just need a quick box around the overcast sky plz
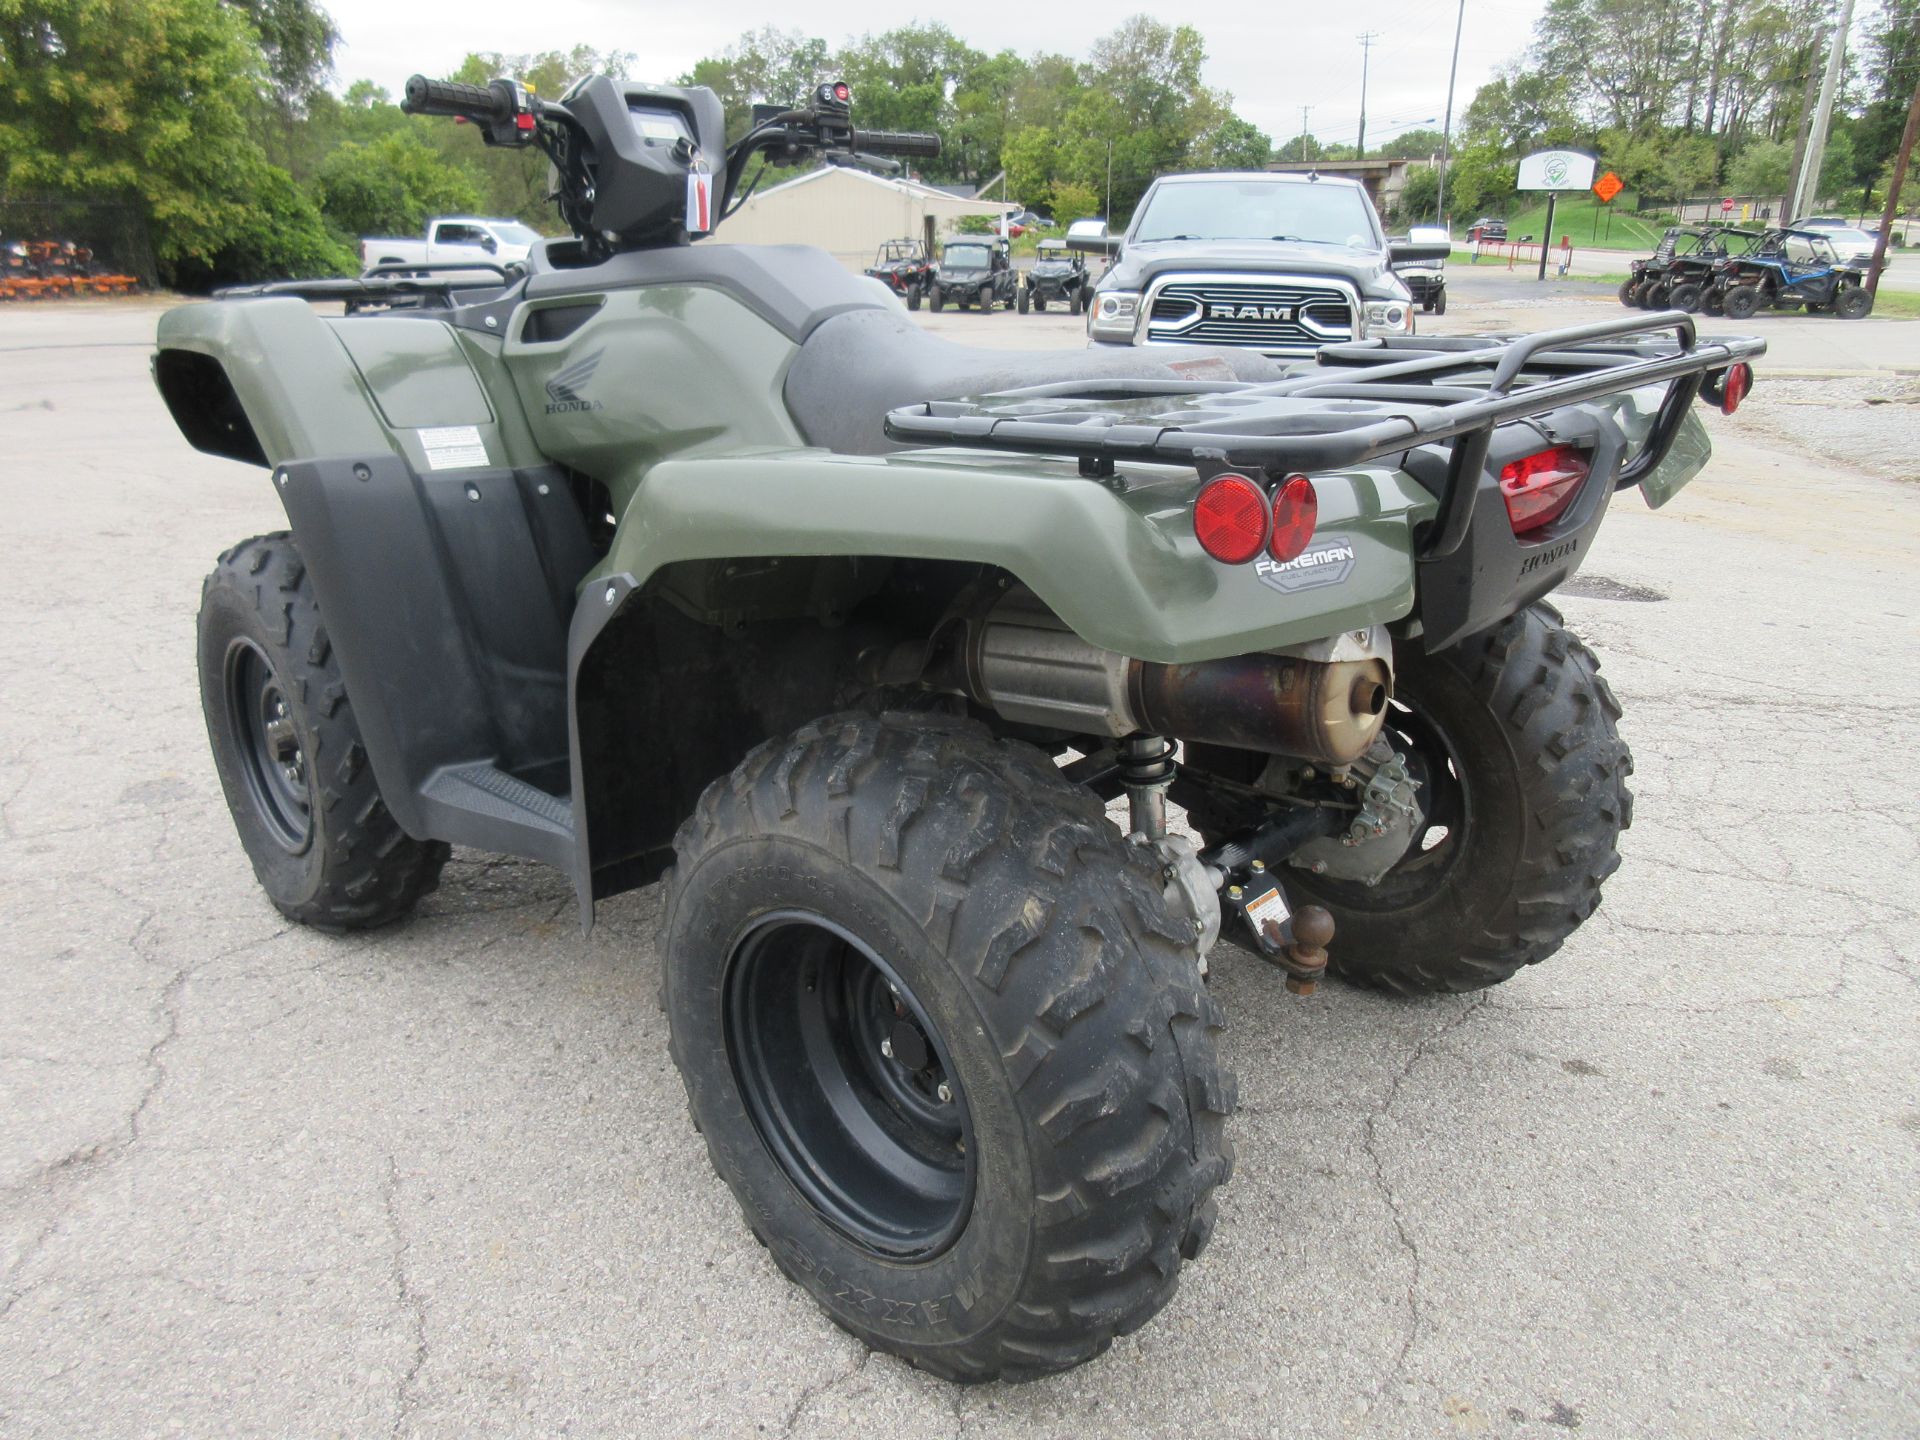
[319,0,1550,154]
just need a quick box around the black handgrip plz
[852,129,942,159]
[403,75,508,121]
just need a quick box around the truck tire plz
[1834,285,1872,320]
[662,712,1234,1382]
[1182,604,1630,995]
[197,534,448,930]
[1721,284,1761,320]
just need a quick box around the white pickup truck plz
[359,216,544,272]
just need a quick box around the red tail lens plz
[1193,473,1269,564]
[1269,474,1318,562]
[1719,362,1752,414]
[1499,446,1590,535]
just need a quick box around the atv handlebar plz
[852,129,942,159]
[402,75,511,123]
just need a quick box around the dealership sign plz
[1517,149,1598,192]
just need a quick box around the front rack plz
[214,261,524,310]
[882,312,1766,491]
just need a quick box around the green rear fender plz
[592,449,1437,666]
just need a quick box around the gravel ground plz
[1,296,1916,1439]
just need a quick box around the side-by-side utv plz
[152,70,1764,1383]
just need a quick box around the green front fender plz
[591,447,1438,665]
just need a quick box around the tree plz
[315,132,482,237]
[1727,138,1793,195]
[1395,165,1441,224]
[1048,179,1100,221]
[1193,114,1272,170]
[0,0,351,282]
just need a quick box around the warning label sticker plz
[418,425,489,471]
[1244,883,1291,935]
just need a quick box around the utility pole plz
[1790,0,1856,219]
[1105,139,1114,225]
[1867,75,1920,300]
[1298,104,1313,162]
[1435,0,1466,224]
[1356,32,1379,160]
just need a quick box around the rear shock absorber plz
[1119,734,1176,840]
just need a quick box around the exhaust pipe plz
[966,590,1391,765]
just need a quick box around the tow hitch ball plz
[1226,861,1336,995]
[1121,734,1337,994]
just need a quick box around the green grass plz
[1495,194,1672,253]
[1869,287,1920,318]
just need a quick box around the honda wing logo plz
[544,350,604,414]
[1210,303,1296,322]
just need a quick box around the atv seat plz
[783,307,1291,456]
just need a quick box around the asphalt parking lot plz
[2,279,1917,1438]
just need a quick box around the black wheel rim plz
[223,637,312,853]
[1299,697,1473,910]
[724,911,976,1260]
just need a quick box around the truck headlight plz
[1363,300,1413,336]
[1089,291,1141,340]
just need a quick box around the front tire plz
[1668,281,1703,312]
[197,534,448,929]
[663,713,1234,1381]
[907,284,923,312]
[930,287,945,312]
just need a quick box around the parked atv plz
[154,68,1765,1385]
[929,235,1015,311]
[1625,227,1763,313]
[863,236,932,310]
[1714,227,1876,319]
[1017,237,1087,313]
[1621,225,1733,309]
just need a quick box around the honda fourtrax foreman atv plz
[153,70,1765,1383]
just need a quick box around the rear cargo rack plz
[884,313,1765,494]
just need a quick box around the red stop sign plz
[1721,198,1735,212]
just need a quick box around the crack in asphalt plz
[1353,994,1492,1429]
[777,1346,872,1438]
[385,1156,430,1439]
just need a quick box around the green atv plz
[153,70,1765,1383]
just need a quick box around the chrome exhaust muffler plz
[966,589,1391,765]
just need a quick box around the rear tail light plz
[1718,362,1752,414]
[1499,446,1590,535]
[1193,473,1268,563]
[1269,474,1318,562]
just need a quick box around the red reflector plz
[1500,446,1590,535]
[1269,474,1318,562]
[1720,362,1751,414]
[1193,473,1269,564]
[516,111,536,131]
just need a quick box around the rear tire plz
[663,712,1234,1381]
[197,534,448,930]
[1721,284,1761,320]
[1182,605,1631,995]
